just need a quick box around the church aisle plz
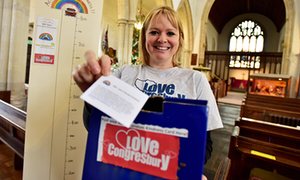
[204,124,234,179]
[204,92,243,178]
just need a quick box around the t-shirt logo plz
[135,79,186,99]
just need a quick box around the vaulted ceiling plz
[209,0,286,33]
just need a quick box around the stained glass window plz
[229,20,264,68]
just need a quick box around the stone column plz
[0,0,13,91]
[126,20,135,64]
[123,21,129,64]
[117,19,126,65]
[0,0,29,109]
[182,49,192,68]
[9,0,29,109]
[117,0,129,65]
[125,0,138,64]
[288,53,300,97]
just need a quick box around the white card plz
[80,75,149,128]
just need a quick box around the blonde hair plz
[139,6,184,66]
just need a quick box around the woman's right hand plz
[72,50,112,92]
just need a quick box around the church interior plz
[0,0,300,179]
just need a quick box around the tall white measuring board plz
[24,1,103,180]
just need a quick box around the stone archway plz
[198,0,294,74]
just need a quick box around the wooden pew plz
[0,99,26,170]
[240,94,300,127]
[228,117,300,180]
[235,117,300,149]
[243,100,300,113]
[246,94,300,105]
[243,94,300,112]
[240,103,300,127]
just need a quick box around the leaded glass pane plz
[249,36,256,52]
[229,36,237,51]
[243,36,249,52]
[256,35,264,52]
[236,36,243,52]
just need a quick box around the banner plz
[97,118,180,179]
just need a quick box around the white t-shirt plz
[113,64,223,131]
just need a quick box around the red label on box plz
[34,54,54,64]
[101,124,179,179]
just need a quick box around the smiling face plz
[145,14,180,69]
[139,6,184,68]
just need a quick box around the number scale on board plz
[59,11,88,180]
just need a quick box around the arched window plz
[229,20,264,68]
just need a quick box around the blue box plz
[83,98,208,179]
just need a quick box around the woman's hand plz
[73,50,111,92]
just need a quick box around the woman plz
[73,6,223,179]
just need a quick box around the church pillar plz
[0,0,29,109]
[117,0,129,65]
[182,49,192,68]
[288,53,300,97]
[117,0,138,65]
[117,19,126,65]
[123,21,129,64]
[125,0,138,64]
[0,0,13,91]
[126,20,135,64]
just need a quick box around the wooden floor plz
[0,143,22,180]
